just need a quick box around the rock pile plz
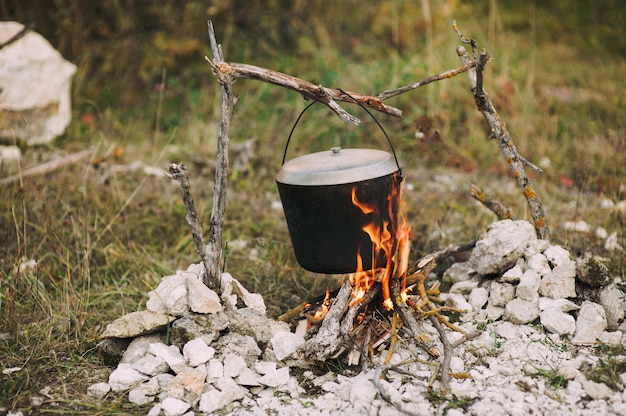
[92,220,626,415]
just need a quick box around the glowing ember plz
[349,172,411,309]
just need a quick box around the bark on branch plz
[205,61,403,124]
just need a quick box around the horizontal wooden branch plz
[205,60,403,125]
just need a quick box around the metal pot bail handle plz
[281,91,402,179]
[337,88,402,178]
[282,100,318,165]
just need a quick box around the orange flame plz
[349,173,411,309]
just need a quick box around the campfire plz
[279,172,467,368]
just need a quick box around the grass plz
[1,0,626,413]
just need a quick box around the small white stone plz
[149,343,190,374]
[595,227,608,240]
[161,397,191,416]
[235,367,260,386]
[543,245,572,267]
[206,359,224,380]
[503,298,539,325]
[254,361,276,375]
[131,354,169,376]
[186,276,223,314]
[87,382,111,398]
[258,366,290,387]
[539,259,577,299]
[516,270,541,302]
[501,263,523,283]
[538,297,580,312]
[572,301,608,344]
[146,275,189,316]
[108,363,149,392]
[445,293,473,313]
[449,279,479,294]
[223,353,247,378]
[605,231,623,251]
[147,404,162,416]
[540,308,576,335]
[182,338,214,367]
[526,253,552,276]
[489,282,515,307]
[270,331,305,361]
[468,287,489,310]
[167,368,206,405]
[128,388,154,406]
[582,379,613,400]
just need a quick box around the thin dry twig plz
[470,183,514,220]
[0,149,92,186]
[377,62,477,101]
[167,162,213,288]
[372,363,422,416]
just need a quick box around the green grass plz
[1,0,626,413]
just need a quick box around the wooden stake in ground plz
[203,21,237,290]
[453,22,549,239]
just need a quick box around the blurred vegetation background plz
[1,0,625,412]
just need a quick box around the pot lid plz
[276,147,400,186]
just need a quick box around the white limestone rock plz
[108,363,149,392]
[182,337,214,367]
[581,379,613,400]
[148,343,191,374]
[186,275,222,314]
[445,293,473,313]
[225,306,291,344]
[449,279,479,294]
[539,259,577,299]
[221,272,266,315]
[468,220,537,275]
[468,287,489,310]
[167,368,206,405]
[543,245,572,267]
[503,298,539,325]
[128,388,154,406]
[540,308,576,335]
[526,253,552,277]
[212,332,262,365]
[489,282,515,307]
[235,367,261,386]
[100,310,174,339]
[258,366,290,387]
[121,334,166,364]
[86,382,111,398]
[131,354,169,376]
[442,262,476,286]
[572,301,608,344]
[223,353,247,378]
[597,284,625,330]
[270,331,306,361]
[0,22,76,144]
[146,275,189,316]
[206,359,224,381]
[516,269,541,302]
[500,263,523,283]
[160,397,190,416]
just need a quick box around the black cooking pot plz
[276,103,403,274]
